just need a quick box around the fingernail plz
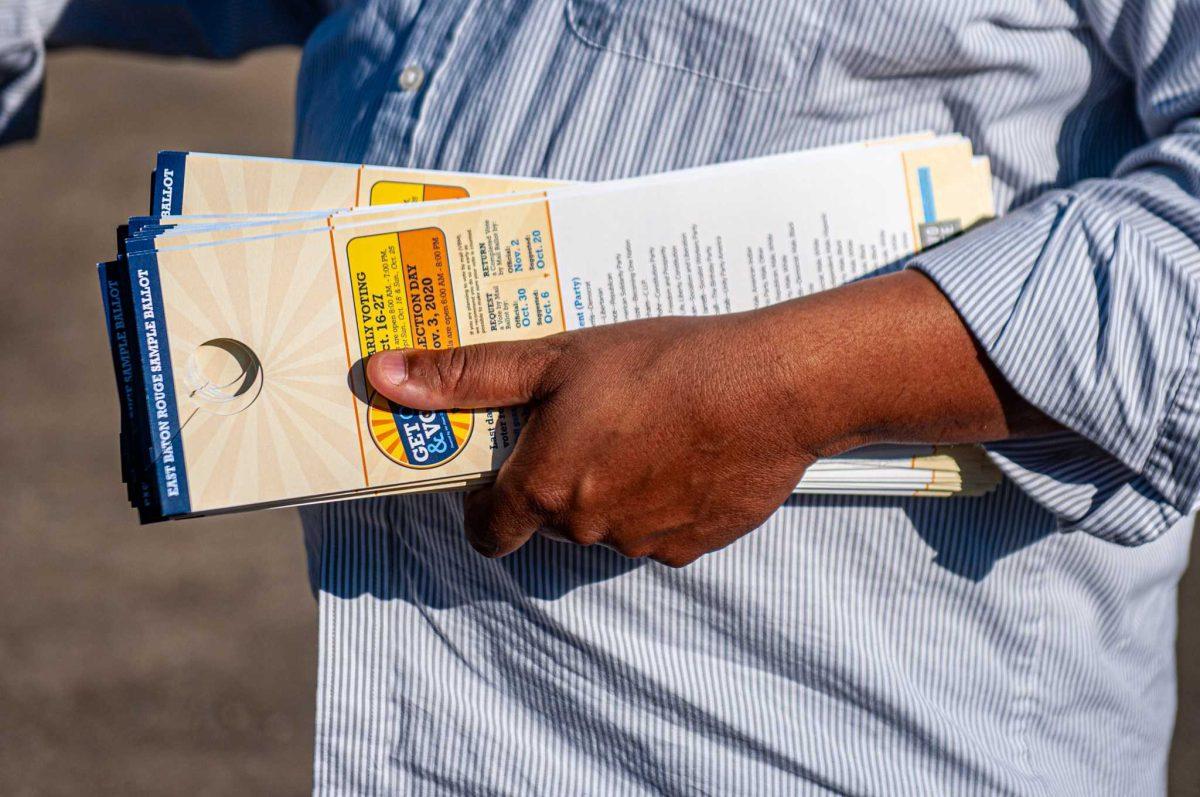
[371,351,407,387]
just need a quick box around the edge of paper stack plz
[98,132,1003,523]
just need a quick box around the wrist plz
[767,269,1023,457]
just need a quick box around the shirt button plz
[398,65,425,93]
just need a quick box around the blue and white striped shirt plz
[7,0,1200,793]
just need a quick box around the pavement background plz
[0,49,1196,795]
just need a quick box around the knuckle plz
[572,472,605,512]
[540,333,573,361]
[567,522,607,548]
[616,541,655,560]
[652,548,701,569]
[525,482,571,518]
[529,335,574,394]
[434,346,474,398]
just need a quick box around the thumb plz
[366,339,561,410]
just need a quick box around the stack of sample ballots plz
[99,133,1002,522]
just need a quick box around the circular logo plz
[366,390,473,469]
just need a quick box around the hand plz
[366,270,1050,566]
[368,311,816,566]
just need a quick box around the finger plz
[541,514,608,548]
[367,338,561,411]
[463,484,541,558]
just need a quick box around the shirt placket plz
[363,0,478,167]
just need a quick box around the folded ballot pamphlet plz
[99,134,1003,522]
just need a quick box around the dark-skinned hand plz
[366,270,1054,566]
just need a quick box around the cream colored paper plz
[133,139,999,515]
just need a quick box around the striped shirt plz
[7,1,1200,793]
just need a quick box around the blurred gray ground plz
[0,51,313,795]
[0,49,1196,795]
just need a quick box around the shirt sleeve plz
[0,0,333,145]
[908,0,1200,545]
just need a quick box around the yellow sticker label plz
[368,180,470,206]
[346,227,460,358]
[346,232,414,357]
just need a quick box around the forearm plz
[761,270,1057,460]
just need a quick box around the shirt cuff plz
[907,191,1200,544]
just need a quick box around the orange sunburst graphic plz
[366,390,473,469]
